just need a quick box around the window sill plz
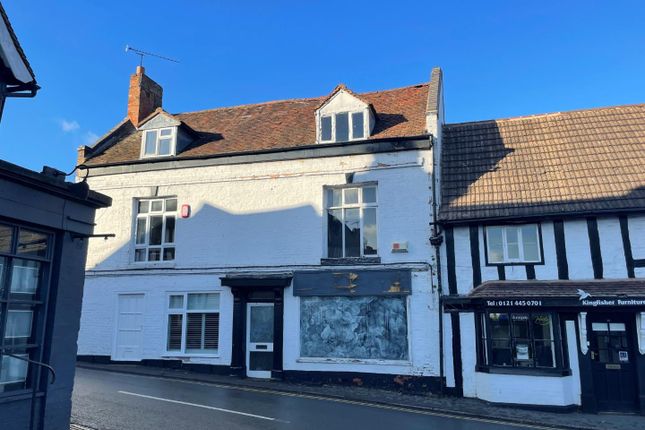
[130,261,176,269]
[162,353,220,359]
[297,357,410,366]
[485,261,544,267]
[320,257,381,266]
[476,365,572,377]
[140,153,176,160]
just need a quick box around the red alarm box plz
[181,204,191,218]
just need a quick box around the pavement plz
[73,362,645,430]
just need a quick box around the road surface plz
[72,367,560,430]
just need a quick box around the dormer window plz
[142,127,176,158]
[320,112,366,143]
[316,85,374,144]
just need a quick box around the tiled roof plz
[440,104,645,222]
[467,279,645,299]
[84,83,430,165]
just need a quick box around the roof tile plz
[440,104,645,221]
[85,83,430,165]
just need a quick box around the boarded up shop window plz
[300,296,408,360]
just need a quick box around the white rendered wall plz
[79,149,439,375]
[448,218,635,286]
[459,312,477,398]
[453,226,472,294]
[78,273,234,366]
[478,227,499,282]
[474,372,578,406]
[534,221,559,280]
[564,320,582,406]
[442,313,455,387]
[563,220,593,280]
[597,217,628,279]
[84,151,432,271]
[630,216,645,260]
[631,215,645,278]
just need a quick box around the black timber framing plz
[553,220,569,280]
[445,227,457,295]
[586,217,603,279]
[497,266,506,280]
[620,215,636,278]
[469,225,481,288]
[443,226,463,394]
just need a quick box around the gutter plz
[83,136,432,177]
[438,206,645,226]
[0,160,111,208]
[85,134,432,169]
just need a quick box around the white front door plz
[114,293,144,361]
[246,303,274,378]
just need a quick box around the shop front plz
[445,279,645,414]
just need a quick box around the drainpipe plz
[429,134,445,395]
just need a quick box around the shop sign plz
[484,290,645,308]
[486,300,543,307]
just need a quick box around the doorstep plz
[75,362,645,430]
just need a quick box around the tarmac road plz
[72,367,562,430]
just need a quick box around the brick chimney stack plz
[127,66,162,127]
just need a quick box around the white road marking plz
[117,390,287,423]
[81,368,559,430]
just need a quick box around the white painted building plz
[75,64,645,413]
[437,105,645,414]
[77,66,446,389]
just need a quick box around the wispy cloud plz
[83,131,99,146]
[60,119,80,132]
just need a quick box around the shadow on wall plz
[87,202,324,271]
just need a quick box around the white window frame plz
[320,111,366,143]
[133,197,177,263]
[485,224,541,264]
[165,292,220,356]
[140,127,177,158]
[326,184,378,258]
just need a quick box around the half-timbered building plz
[439,105,645,413]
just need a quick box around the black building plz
[0,4,111,429]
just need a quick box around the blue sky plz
[1,1,644,172]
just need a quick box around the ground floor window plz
[300,296,408,360]
[0,224,52,394]
[166,292,220,354]
[478,311,564,370]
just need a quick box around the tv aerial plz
[125,45,179,67]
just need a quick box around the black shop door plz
[589,315,638,413]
